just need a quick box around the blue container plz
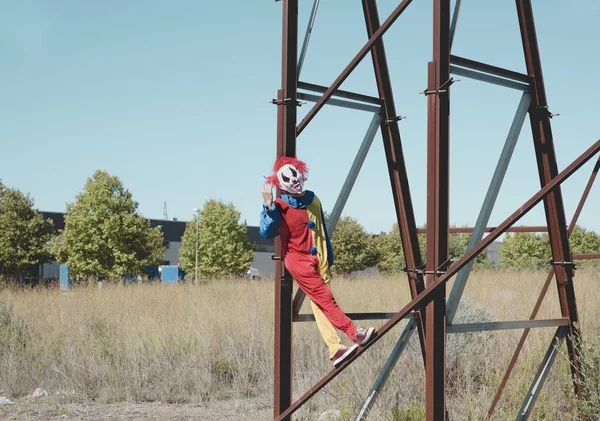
[59,265,70,289]
[160,265,179,284]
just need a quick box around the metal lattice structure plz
[270,1,600,420]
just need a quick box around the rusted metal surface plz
[273,0,298,419]
[516,0,584,401]
[573,253,600,260]
[487,154,600,419]
[416,226,549,233]
[361,0,427,362]
[297,81,383,105]
[353,1,430,417]
[295,312,416,322]
[424,0,451,418]
[450,54,532,83]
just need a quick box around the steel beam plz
[444,139,599,290]
[273,138,600,421]
[450,65,531,91]
[292,113,381,317]
[297,92,382,113]
[447,92,532,324]
[487,154,600,420]
[296,0,414,136]
[298,81,383,105]
[515,327,568,420]
[296,312,416,323]
[355,319,418,421]
[424,0,451,418]
[447,318,568,334]
[516,0,584,400]
[297,0,320,77]
[573,253,600,260]
[417,226,549,234]
[327,113,381,233]
[354,2,432,417]
[361,0,427,355]
[449,0,462,50]
[450,54,531,83]
[273,1,298,419]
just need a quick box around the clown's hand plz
[262,184,274,208]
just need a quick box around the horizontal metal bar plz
[572,252,600,260]
[298,81,383,105]
[295,312,415,322]
[416,226,549,234]
[296,0,413,135]
[450,54,531,83]
[447,318,569,334]
[298,92,382,114]
[450,65,531,91]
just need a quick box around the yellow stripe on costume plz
[306,195,331,284]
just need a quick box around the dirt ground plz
[0,396,274,421]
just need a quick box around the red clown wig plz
[264,157,309,187]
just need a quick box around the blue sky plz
[1,1,599,236]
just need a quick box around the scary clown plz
[259,157,376,367]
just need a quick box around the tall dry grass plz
[0,269,598,420]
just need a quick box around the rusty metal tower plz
[270,0,600,419]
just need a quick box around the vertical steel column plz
[354,1,429,418]
[425,0,450,419]
[361,0,428,359]
[446,92,532,324]
[516,0,584,399]
[274,1,298,419]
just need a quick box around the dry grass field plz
[0,269,599,420]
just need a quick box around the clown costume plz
[259,157,376,367]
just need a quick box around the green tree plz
[0,181,54,279]
[330,216,377,277]
[374,224,493,275]
[568,225,600,267]
[569,225,600,253]
[447,229,494,269]
[373,224,404,275]
[179,199,254,279]
[373,224,425,275]
[53,170,165,281]
[498,232,551,270]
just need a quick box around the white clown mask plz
[277,164,304,194]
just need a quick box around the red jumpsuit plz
[260,190,358,344]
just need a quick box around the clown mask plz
[277,164,304,195]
